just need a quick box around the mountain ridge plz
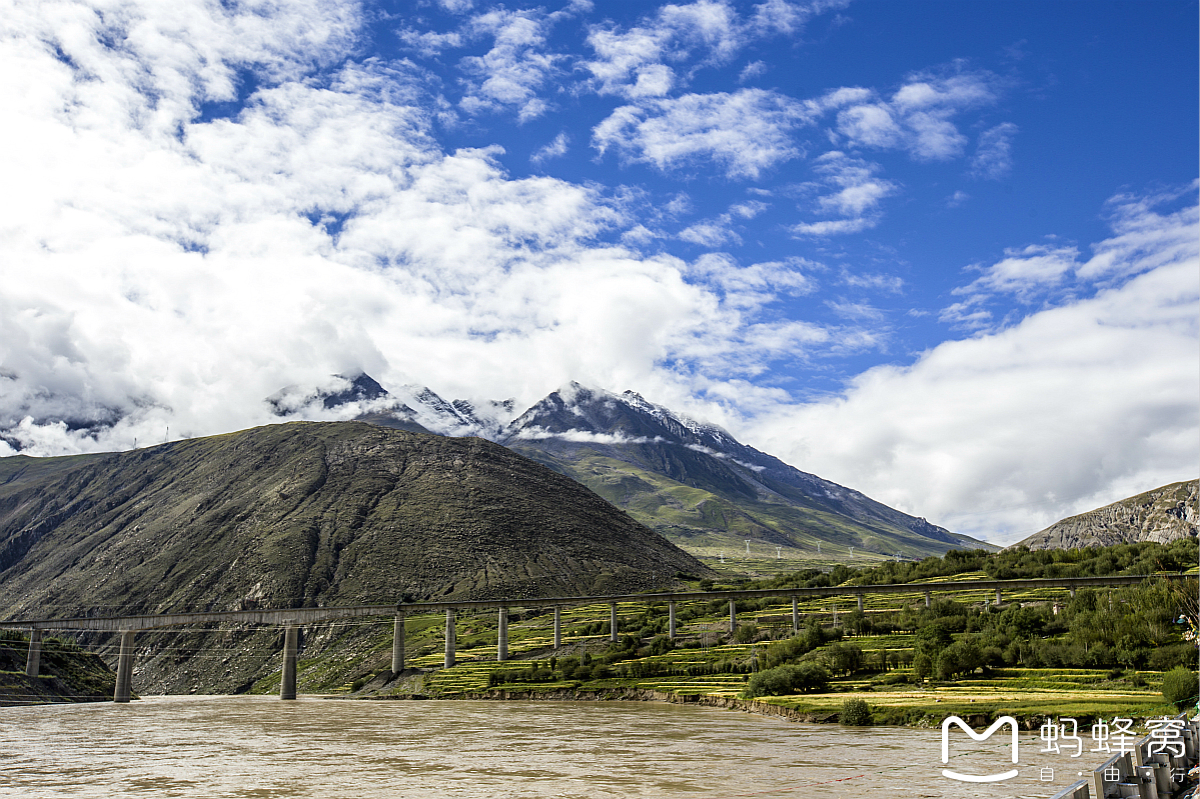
[1010,480,1198,551]
[285,376,991,560]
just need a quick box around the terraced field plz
[241,573,1194,729]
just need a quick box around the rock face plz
[1012,480,1199,550]
[0,421,705,620]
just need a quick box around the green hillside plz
[514,447,993,570]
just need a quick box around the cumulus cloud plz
[0,0,860,457]
[593,89,810,179]
[457,8,563,121]
[828,71,1001,162]
[581,0,837,98]
[582,0,744,97]
[751,190,1199,544]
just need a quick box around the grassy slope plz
[517,450,981,567]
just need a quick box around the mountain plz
[268,374,518,438]
[490,383,993,561]
[0,421,703,620]
[0,421,705,693]
[1011,480,1199,551]
[270,375,992,561]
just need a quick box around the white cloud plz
[582,1,743,97]
[830,71,1002,162]
[970,122,1018,179]
[957,243,1081,302]
[840,270,904,293]
[749,192,1200,544]
[942,183,1199,329]
[0,0,865,457]
[592,89,810,179]
[456,9,563,121]
[790,151,897,235]
[581,0,837,98]
[680,221,740,247]
[738,59,767,82]
[945,190,970,207]
[513,427,664,445]
[531,131,570,163]
[1078,182,1200,281]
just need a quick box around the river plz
[1,697,1092,798]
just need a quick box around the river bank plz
[0,632,116,706]
[365,680,1190,731]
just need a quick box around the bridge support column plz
[497,608,508,662]
[924,591,931,608]
[391,615,406,674]
[609,603,618,642]
[445,610,457,668]
[25,629,42,679]
[729,600,737,634]
[114,630,135,703]
[856,594,864,612]
[995,588,1002,605]
[280,626,298,700]
[553,606,561,649]
[1070,587,1076,598]
[668,601,676,640]
[792,597,799,635]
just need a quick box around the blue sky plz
[0,0,1196,543]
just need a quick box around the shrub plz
[734,624,758,644]
[742,663,829,698]
[1162,666,1198,711]
[840,698,872,726]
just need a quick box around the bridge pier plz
[553,606,561,649]
[280,626,298,700]
[609,603,618,642]
[924,591,931,608]
[668,601,676,640]
[729,600,737,634]
[391,615,406,674]
[497,608,508,662]
[1070,587,1076,598]
[995,588,1002,605]
[114,630,135,703]
[856,594,864,612]
[792,597,799,635]
[25,629,42,678]
[445,610,456,668]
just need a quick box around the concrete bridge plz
[2,573,1189,702]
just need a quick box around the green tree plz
[840,698,872,726]
[913,652,932,683]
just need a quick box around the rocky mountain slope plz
[0,421,702,617]
[0,422,705,693]
[1011,480,1198,550]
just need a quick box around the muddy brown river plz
[1,696,1095,797]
